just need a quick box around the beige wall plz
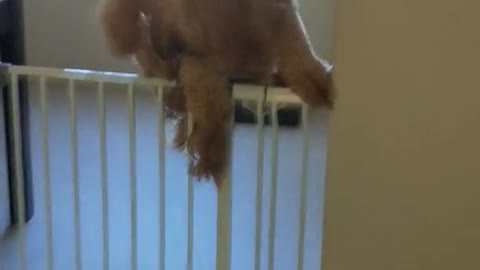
[23,0,130,71]
[22,0,335,71]
[323,1,480,269]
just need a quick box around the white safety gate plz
[0,64,326,270]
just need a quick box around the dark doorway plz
[0,0,34,225]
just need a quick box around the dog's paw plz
[173,114,188,149]
[185,121,229,187]
[164,86,186,113]
[286,60,335,108]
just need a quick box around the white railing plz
[1,64,317,270]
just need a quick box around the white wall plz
[22,0,335,71]
[323,1,480,269]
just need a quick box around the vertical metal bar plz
[296,105,309,270]
[254,94,266,270]
[40,76,53,270]
[127,83,137,270]
[1,0,34,224]
[68,79,82,270]
[2,0,33,227]
[3,72,35,226]
[157,86,165,270]
[267,102,279,270]
[10,73,26,270]
[215,102,233,270]
[97,82,109,270]
[186,113,193,270]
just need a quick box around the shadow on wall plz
[22,0,335,71]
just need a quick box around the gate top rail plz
[1,63,302,104]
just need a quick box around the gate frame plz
[2,64,305,270]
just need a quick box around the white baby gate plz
[0,63,324,270]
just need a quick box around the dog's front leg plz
[133,14,179,80]
[147,2,185,61]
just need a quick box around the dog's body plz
[98,0,333,186]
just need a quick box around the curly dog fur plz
[97,0,334,187]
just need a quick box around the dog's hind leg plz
[179,55,232,187]
[272,3,334,107]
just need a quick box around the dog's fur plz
[97,0,334,187]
